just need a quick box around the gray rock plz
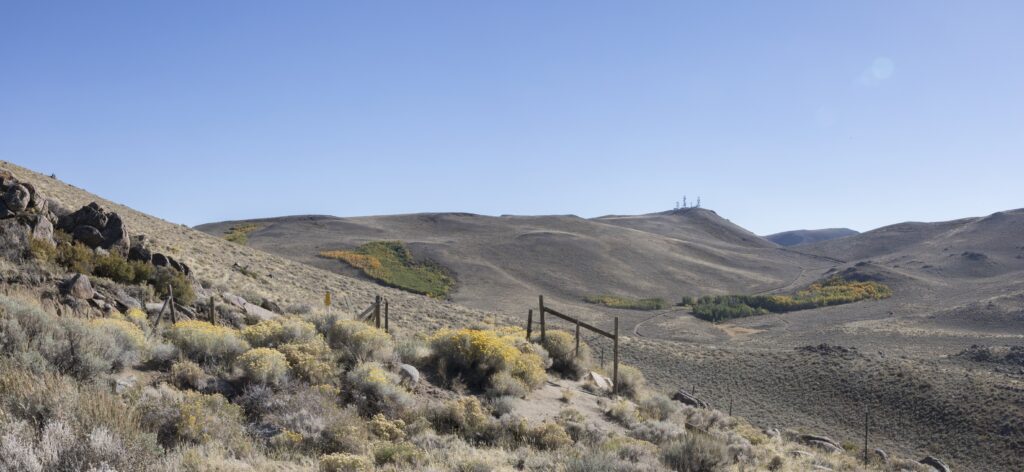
[101,213,129,251]
[807,439,842,454]
[73,225,105,247]
[242,302,277,322]
[113,375,138,394]
[399,364,420,386]
[62,273,95,300]
[919,456,950,472]
[30,215,54,243]
[3,184,30,212]
[128,244,152,263]
[874,448,888,464]
[152,253,169,267]
[672,389,710,409]
[798,434,841,451]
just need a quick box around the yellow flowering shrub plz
[328,320,394,364]
[241,317,316,348]
[175,391,250,454]
[368,413,406,441]
[90,317,149,368]
[235,347,289,385]
[168,320,250,365]
[319,452,372,472]
[430,328,546,394]
[278,335,336,384]
[270,429,304,450]
[346,362,410,415]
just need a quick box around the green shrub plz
[93,253,135,283]
[584,295,668,311]
[541,330,591,379]
[328,320,395,364]
[320,241,454,298]
[659,433,729,472]
[173,391,251,455]
[152,266,195,305]
[56,240,96,274]
[529,422,573,450]
[28,238,56,263]
[691,276,893,322]
[223,223,260,245]
[428,396,492,440]
[429,327,546,395]
[235,347,289,385]
[320,452,372,472]
[167,320,250,366]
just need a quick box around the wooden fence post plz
[863,406,869,466]
[613,317,619,395]
[384,299,389,333]
[374,296,381,329]
[539,295,546,342]
[168,284,177,324]
[575,318,580,357]
[209,297,216,324]
[526,309,533,340]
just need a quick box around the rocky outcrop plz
[798,434,843,454]
[58,202,130,252]
[0,171,54,244]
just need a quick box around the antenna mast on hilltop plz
[696,196,701,208]
[682,196,687,208]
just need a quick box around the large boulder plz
[399,364,420,386]
[3,184,31,213]
[128,244,152,263]
[73,225,105,247]
[100,213,129,251]
[62,273,95,300]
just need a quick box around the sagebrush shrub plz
[241,317,316,348]
[346,362,410,416]
[173,391,251,454]
[541,330,592,379]
[319,452,372,472]
[152,267,195,305]
[660,433,729,472]
[638,392,678,422]
[167,320,249,366]
[235,347,289,385]
[90,317,149,370]
[328,320,395,364]
[277,335,336,384]
[615,365,647,400]
[170,360,209,391]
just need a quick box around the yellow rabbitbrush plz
[430,327,546,394]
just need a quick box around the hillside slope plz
[196,210,824,317]
[764,228,859,247]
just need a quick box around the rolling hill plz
[195,209,826,317]
[764,228,859,247]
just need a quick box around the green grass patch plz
[583,295,668,311]
[320,241,454,298]
[224,223,260,244]
[691,276,892,323]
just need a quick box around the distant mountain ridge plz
[764,228,859,247]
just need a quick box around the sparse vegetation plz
[691,276,893,322]
[320,241,455,298]
[223,223,259,244]
[584,295,668,311]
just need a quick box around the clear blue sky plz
[2,1,1021,235]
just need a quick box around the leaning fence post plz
[613,317,619,395]
[526,309,533,340]
[575,318,581,357]
[539,295,546,342]
[168,284,177,324]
